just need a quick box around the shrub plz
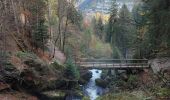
[127,75,138,89]
[154,87,170,97]
[16,51,37,60]
[50,61,65,71]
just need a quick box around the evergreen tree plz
[132,2,150,58]
[29,0,49,50]
[94,17,104,40]
[106,0,118,43]
[146,0,170,54]
[133,0,170,57]
[113,4,135,58]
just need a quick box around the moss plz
[97,92,149,100]
[50,61,65,71]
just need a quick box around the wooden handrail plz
[76,58,148,61]
[76,62,148,64]
[75,58,149,69]
[76,59,148,62]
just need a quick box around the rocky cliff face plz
[149,57,170,73]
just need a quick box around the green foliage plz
[28,0,49,49]
[97,92,146,100]
[50,61,65,71]
[112,46,122,59]
[0,51,11,67]
[65,58,80,79]
[16,51,37,60]
[156,88,170,97]
[32,19,49,49]
[109,0,118,20]
[68,6,83,29]
[82,96,90,100]
[107,4,136,58]
[88,34,113,58]
[147,0,170,54]
[106,0,118,43]
[93,17,104,39]
[127,75,138,89]
[0,51,15,71]
[132,0,170,58]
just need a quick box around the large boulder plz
[79,71,92,85]
[95,79,108,88]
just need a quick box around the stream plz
[83,69,106,100]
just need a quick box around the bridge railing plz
[75,59,149,69]
[75,59,148,63]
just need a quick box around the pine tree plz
[113,4,134,58]
[29,0,49,50]
[106,0,118,43]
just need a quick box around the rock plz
[0,82,10,91]
[96,70,99,73]
[95,79,108,88]
[120,72,128,81]
[78,71,92,85]
[79,71,92,85]
[78,78,87,85]
[81,71,92,81]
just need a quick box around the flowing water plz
[84,69,105,100]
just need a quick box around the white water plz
[84,69,104,100]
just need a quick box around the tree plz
[133,0,170,58]
[106,0,118,43]
[65,58,80,79]
[93,17,104,40]
[146,0,170,55]
[110,4,135,58]
[52,0,83,57]
[28,0,49,50]
[132,2,150,58]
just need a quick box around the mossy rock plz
[79,71,92,85]
[78,78,87,85]
[41,91,66,100]
[81,71,92,81]
[95,79,108,88]
[97,92,150,100]
[82,96,90,100]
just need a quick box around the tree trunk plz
[11,0,20,35]
[62,14,69,52]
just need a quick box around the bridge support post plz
[115,69,119,75]
[107,69,112,76]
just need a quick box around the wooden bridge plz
[76,59,150,70]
